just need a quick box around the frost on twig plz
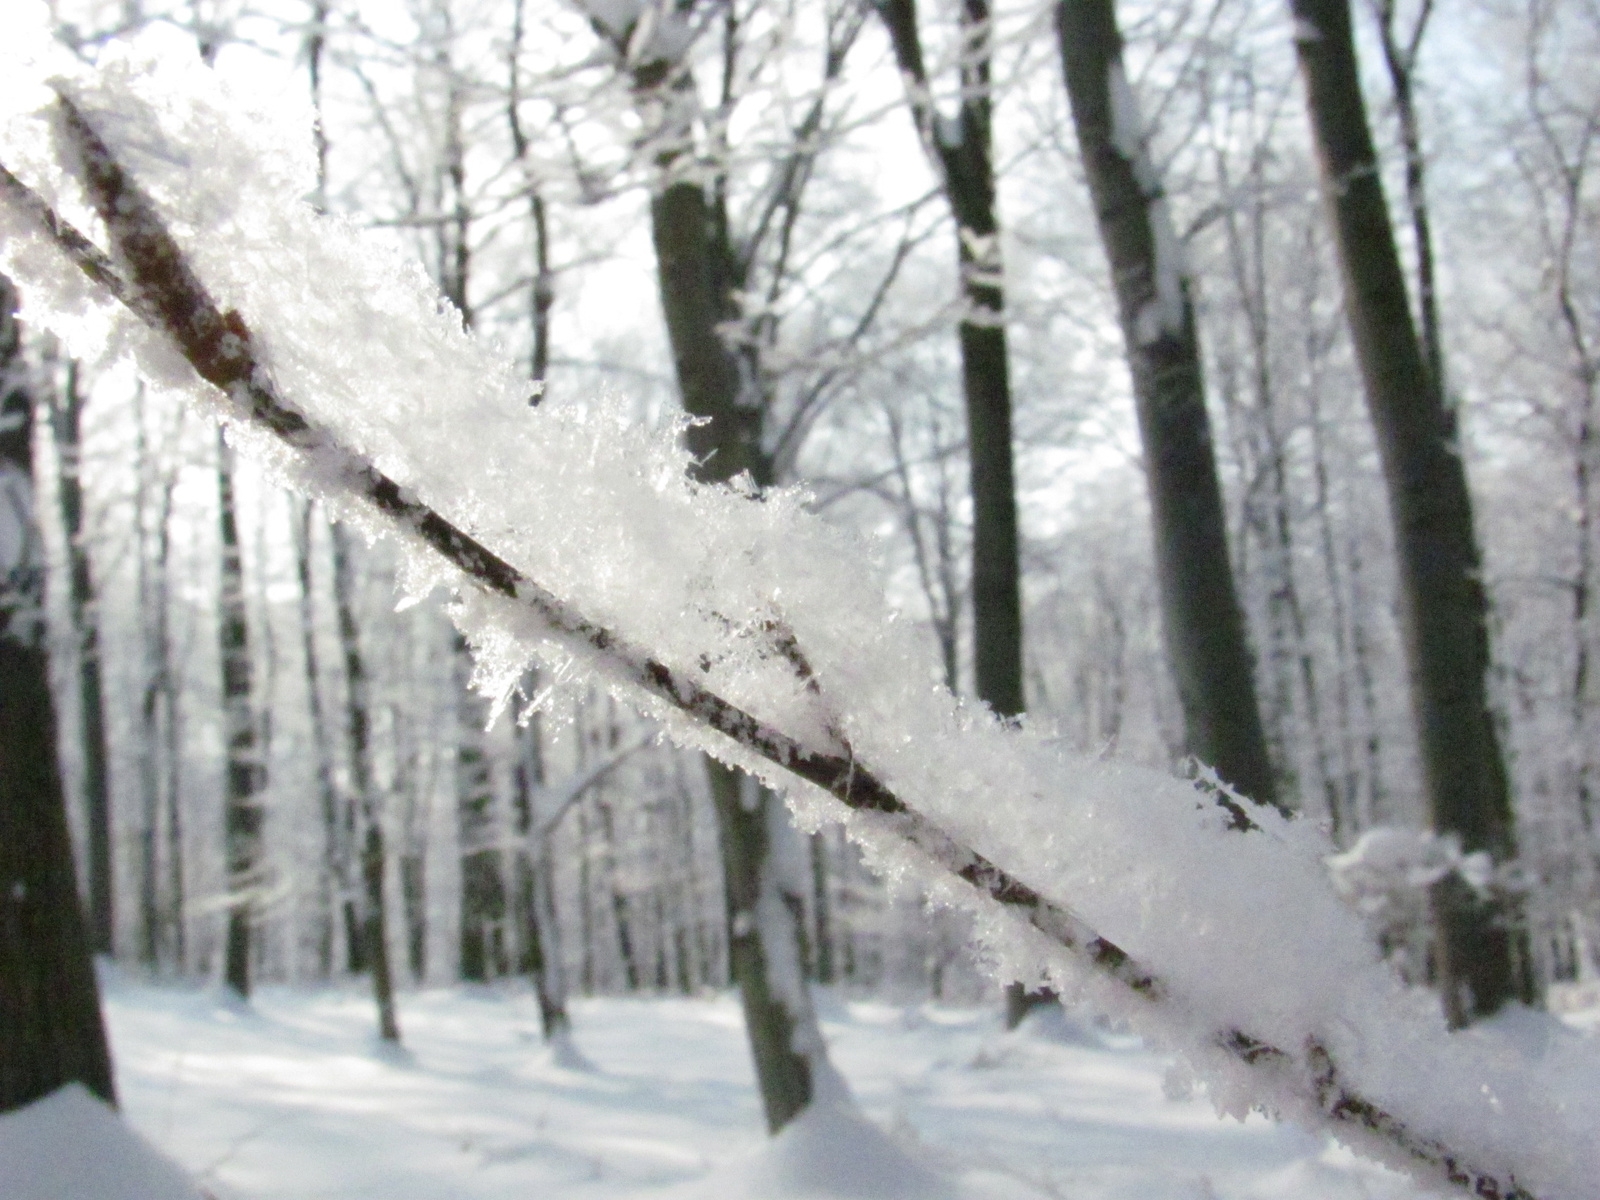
[0,85,1556,1200]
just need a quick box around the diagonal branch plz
[0,93,1540,1200]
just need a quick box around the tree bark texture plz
[217,433,263,999]
[1056,0,1279,814]
[47,365,115,955]
[0,276,116,1111]
[1287,0,1532,1024]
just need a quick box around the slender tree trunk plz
[455,637,506,983]
[596,792,640,991]
[396,856,423,982]
[878,0,1024,722]
[293,503,345,978]
[809,832,835,986]
[878,0,1042,1029]
[133,391,184,970]
[707,761,822,1132]
[1372,0,1443,396]
[1288,0,1533,1024]
[635,51,836,1129]
[332,524,399,1041]
[46,363,114,957]
[508,0,554,403]
[0,276,116,1111]
[511,693,570,1040]
[161,489,186,973]
[133,385,162,968]
[217,432,263,999]
[1056,0,1279,813]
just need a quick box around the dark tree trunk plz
[217,433,263,1000]
[133,388,182,970]
[400,852,426,983]
[510,688,571,1040]
[508,0,554,403]
[809,832,834,986]
[293,501,346,978]
[1288,0,1533,1024]
[0,277,116,1112]
[455,637,507,983]
[707,760,818,1133]
[1055,0,1279,814]
[332,524,399,1042]
[878,0,1024,721]
[46,364,115,956]
[631,40,832,1128]
[879,0,1043,1030]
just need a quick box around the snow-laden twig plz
[0,84,1553,1200]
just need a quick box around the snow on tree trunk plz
[626,29,844,1130]
[708,762,826,1131]
[511,693,572,1043]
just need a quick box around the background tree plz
[1288,0,1534,1025]
[45,360,114,955]
[0,275,116,1111]
[1055,0,1280,815]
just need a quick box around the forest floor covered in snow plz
[52,970,1474,1200]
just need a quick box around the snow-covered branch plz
[0,50,1584,1200]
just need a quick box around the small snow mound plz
[0,1084,204,1200]
[680,1097,957,1199]
[967,1002,1114,1067]
[1013,1002,1113,1048]
[371,1038,417,1067]
[544,1028,599,1072]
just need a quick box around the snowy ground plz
[81,972,1438,1200]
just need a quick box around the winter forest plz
[2,0,1600,1194]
